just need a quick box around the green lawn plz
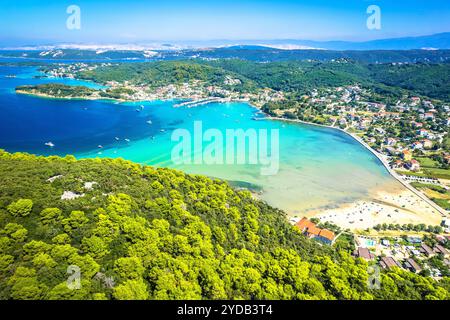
[396,168,450,180]
[432,198,450,210]
[410,182,447,193]
[423,167,450,180]
[396,170,430,178]
[410,182,450,212]
[417,157,440,168]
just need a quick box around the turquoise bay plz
[0,65,399,214]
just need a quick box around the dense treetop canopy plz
[0,150,449,300]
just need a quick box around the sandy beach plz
[304,184,444,231]
[263,116,447,231]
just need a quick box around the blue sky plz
[1,0,449,45]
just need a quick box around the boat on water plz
[146,120,152,124]
[98,145,103,149]
[44,142,55,148]
[160,129,165,132]
[115,137,120,141]
[124,139,131,142]
[5,75,17,78]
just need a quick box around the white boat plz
[115,137,120,141]
[98,145,103,149]
[146,120,152,124]
[124,139,130,142]
[44,142,55,148]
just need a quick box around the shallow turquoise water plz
[0,65,399,214]
[75,100,397,214]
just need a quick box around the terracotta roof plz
[319,229,335,241]
[295,217,334,242]
[308,225,322,237]
[295,217,315,231]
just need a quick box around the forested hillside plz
[2,48,450,63]
[368,63,450,101]
[75,60,450,101]
[78,61,256,91]
[0,150,449,300]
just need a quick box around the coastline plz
[308,186,444,232]
[264,116,448,217]
[13,87,448,222]
[15,89,130,103]
[15,89,221,105]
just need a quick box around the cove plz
[0,64,400,214]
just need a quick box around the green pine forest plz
[0,150,449,300]
[76,59,450,101]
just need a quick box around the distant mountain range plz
[251,32,450,50]
[2,32,450,51]
[1,33,450,64]
[1,48,450,64]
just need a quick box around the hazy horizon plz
[1,0,450,46]
[1,32,450,52]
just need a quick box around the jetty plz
[174,97,232,108]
